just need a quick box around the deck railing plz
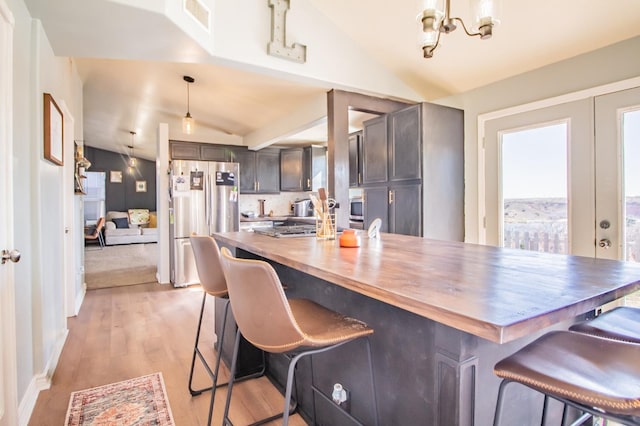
[503,230,568,254]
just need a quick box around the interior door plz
[594,87,640,262]
[0,1,18,424]
[484,99,594,256]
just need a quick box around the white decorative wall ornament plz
[267,0,307,63]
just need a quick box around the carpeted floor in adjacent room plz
[84,242,158,289]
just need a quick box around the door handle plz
[598,239,612,249]
[388,190,394,204]
[1,249,21,264]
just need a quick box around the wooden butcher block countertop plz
[214,231,640,343]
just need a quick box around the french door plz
[0,0,18,424]
[595,87,640,261]
[484,86,640,263]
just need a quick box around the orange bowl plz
[340,229,360,247]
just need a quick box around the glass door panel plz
[502,124,568,253]
[484,99,594,256]
[623,110,640,262]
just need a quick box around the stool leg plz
[206,298,230,426]
[188,294,233,426]
[222,328,242,426]
[541,394,550,425]
[493,379,510,426]
[188,292,208,395]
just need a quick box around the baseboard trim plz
[74,283,86,315]
[19,329,69,425]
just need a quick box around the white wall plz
[7,0,83,419]
[437,36,640,243]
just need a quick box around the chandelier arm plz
[450,17,482,38]
[424,28,443,58]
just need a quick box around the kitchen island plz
[214,231,640,425]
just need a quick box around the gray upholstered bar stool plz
[219,247,379,426]
[188,235,264,426]
[569,306,640,343]
[493,331,640,426]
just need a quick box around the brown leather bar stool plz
[219,247,379,426]
[188,235,264,426]
[493,331,640,426]
[569,306,640,343]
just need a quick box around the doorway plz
[0,0,18,423]
[483,86,640,304]
[485,88,640,260]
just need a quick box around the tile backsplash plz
[239,192,310,216]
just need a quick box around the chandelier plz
[182,75,195,134]
[419,0,500,58]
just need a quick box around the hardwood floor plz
[28,283,307,425]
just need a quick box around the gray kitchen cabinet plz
[388,183,422,236]
[170,141,200,160]
[348,131,362,187]
[361,115,388,184]
[302,146,327,191]
[280,148,303,191]
[280,146,327,191]
[363,187,389,233]
[358,102,463,240]
[233,148,280,194]
[170,140,233,161]
[200,144,229,161]
[389,104,421,182]
[362,105,421,185]
[363,184,422,237]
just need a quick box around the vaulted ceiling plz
[23,0,640,160]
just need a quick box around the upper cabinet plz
[280,148,304,191]
[361,115,388,185]
[232,148,280,194]
[358,102,463,241]
[361,105,422,186]
[280,146,327,192]
[170,141,233,162]
[388,104,421,182]
[170,141,201,160]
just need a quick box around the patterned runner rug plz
[65,372,175,426]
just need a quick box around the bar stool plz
[218,247,379,426]
[493,331,640,426]
[569,306,640,343]
[188,235,264,426]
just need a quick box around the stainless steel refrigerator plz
[169,160,239,287]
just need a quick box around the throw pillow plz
[148,212,157,228]
[128,209,150,225]
[112,217,129,229]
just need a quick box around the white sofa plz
[104,210,157,245]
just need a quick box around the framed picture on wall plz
[136,180,147,192]
[110,170,122,183]
[43,93,64,166]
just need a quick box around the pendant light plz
[182,75,195,134]
[128,131,137,174]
